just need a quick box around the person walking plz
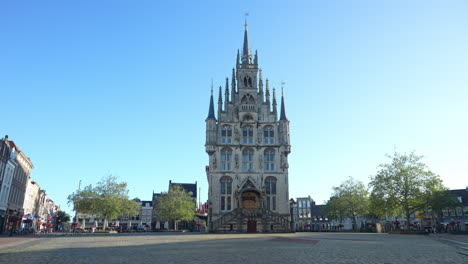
[92,220,98,233]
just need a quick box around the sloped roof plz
[311,205,326,217]
[449,188,468,206]
[169,180,197,198]
[141,200,153,207]
[8,140,19,151]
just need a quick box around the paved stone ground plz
[0,232,466,264]
[0,236,39,247]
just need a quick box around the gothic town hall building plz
[205,24,291,233]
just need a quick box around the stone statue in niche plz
[280,154,289,171]
[258,155,263,169]
[257,128,262,144]
[234,127,240,143]
[212,155,217,169]
[235,153,239,169]
[280,154,285,170]
[234,106,239,120]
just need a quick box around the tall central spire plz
[242,16,251,64]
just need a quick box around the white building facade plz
[0,136,17,233]
[206,24,291,233]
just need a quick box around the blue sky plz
[1,1,467,213]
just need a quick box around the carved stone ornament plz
[206,145,216,155]
[280,154,286,170]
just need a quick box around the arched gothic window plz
[264,149,275,171]
[220,176,233,211]
[265,177,277,211]
[241,94,255,104]
[244,76,248,87]
[221,125,232,144]
[263,126,274,144]
[242,126,254,144]
[248,76,252,87]
[242,149,254,172]
[221,148,232,171]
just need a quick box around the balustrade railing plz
[211,207,291,232]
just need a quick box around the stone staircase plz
[210,208,291,233]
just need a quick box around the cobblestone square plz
[0,233,466,264]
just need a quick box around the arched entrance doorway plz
[241,191,258,209]
[240,190,261,233]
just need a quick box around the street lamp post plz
[73,180,82,232]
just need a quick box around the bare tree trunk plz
[406,213,411,231]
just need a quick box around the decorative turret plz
[258,69,264,102]
[205,86,217,147]
[265,79,271,111]
[206,87,215,120]
[272,87,277,116]
[236,50,240,68]
[254,50,258,66]
[231,68,236,102]
[218,86,223,115]
[280,89,288,121]
[278,88,290,147]
[225,78,230,106]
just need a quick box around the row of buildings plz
[290,190,468,233]
[0,135,60,233]
[76,180,206,232]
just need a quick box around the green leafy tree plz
[121,198,141,218]
[154,185,195,230]
[324,196,347,223]
[324,177,369,231]
[369,151,446,230]
[67,175,139,230]
[56,211,71,223]
[67,185,97,216]
[55,210,71,231]
[425,189,461,221]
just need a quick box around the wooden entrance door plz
[247,220,257,233]
[242,199,256,209]
[241,192,257,209]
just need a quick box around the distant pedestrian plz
[92,220,98,233]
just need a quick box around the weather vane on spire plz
[211,78,213,95]
[244,12,249,28]
[281,81,285,95]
